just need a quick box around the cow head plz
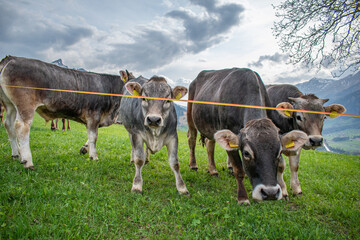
[276,94,346,149]
[125,76,187,130]
[214,118,308,201]
[120,70,135,83]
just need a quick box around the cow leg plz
[55,119,59,130]
[66,119,70,130]
[289,149,302,195]
[80,140,89,155]
[277,155,289,200]
[227,150,249,205]
[227,155,233,173]
[14,110,35,169]
[61,119,66,131]
[206,138,218,176]
[187,123,198,170]
[3,104,20,159]
[167,136,189,195]
[131,134,145,193]
[145,146,149,164]
[51,120,56,131]
[86,121,99,160]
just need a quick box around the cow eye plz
[296,115,302,121]
[243,151,251,159]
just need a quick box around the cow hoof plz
[79,147,88,155]
[209,171,219,177]
[131,188,142,194]
[238,199,250,206]
[145,160,149,165]
[294,192,303,197]
[179,189,190,195]
[282,195,289,201]
[20,159,27,164]
[12,155,20,160]
[189,166,198,171]
[89,156,98,161]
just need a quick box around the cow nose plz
[260,186,281,201]
[309,136,323,147]
[253,184,282,201]
[146,116,162,127]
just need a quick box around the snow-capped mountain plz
[51,59,87,71]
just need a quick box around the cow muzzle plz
[304,135,323,149]
[145,115,163,128]
[252,184,282,201]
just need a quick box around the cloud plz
[166,0,245,53]
[248,52,288,68]
[99,0,245,71]
[0,0,244,73]
[0,2,93,55]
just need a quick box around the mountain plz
[296,71,360,115]
[51,59,87,71]
[174,103,187,130]
[296,71,360,155]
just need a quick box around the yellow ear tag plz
[175,92,182,100]
[122,76,126,82]
[329,111,337,118]
[284,111,291,117]
[132,90,140,96]
[229,142,239,148]
[285,141,295,149]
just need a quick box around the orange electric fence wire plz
[0,84,359,118]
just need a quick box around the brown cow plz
[0,56,131,169]
[266,84,346,196]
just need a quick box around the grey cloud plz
[104,0,245,71]
[167,0,245,53]
[248,52,288,68]
[0,2,93,52]
[100,29,184,70]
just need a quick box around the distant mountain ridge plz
[296,71,360,115]
[51,59,87,72]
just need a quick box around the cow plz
[119,76,189,195]
[187,68,308,204]
[0,56,132,169]
[266,84,346,196]
[51,119,71,131]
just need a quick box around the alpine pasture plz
[0,113,359,239]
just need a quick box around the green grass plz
[0,114,359,239]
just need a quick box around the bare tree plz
[273,0,360,76]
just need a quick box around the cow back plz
[190,68,269,139]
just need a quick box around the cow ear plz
[173,86,188,100]
[120,70,128,82]
[276,102,294,118]
[281,130,308,156]
[214,130,240,151]
[324,104,346,118]
[125,82,142,96]
[126,70,135,80]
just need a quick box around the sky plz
[0,0,344,88]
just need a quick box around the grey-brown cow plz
[0,56,130,169]
[266,84,346,196]
[187,68,308,204]
[119,76,189,194]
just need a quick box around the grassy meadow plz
[0,113,359,239]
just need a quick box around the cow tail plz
[0,56,13,74]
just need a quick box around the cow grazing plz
[51,119,71,131]
[266,84,346,196]
[187,68,308,204]
[0,56,131,169]
[119,76,189,194]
